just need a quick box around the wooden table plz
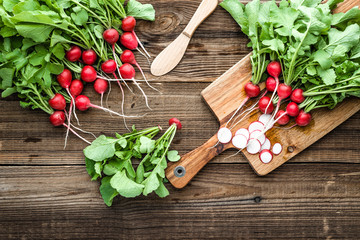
[1,0,360,239]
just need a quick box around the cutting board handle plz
[166,133,226,188]
[183,0,218,38]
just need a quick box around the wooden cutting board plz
[165,0,360,189]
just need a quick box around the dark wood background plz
[1,0,360,239]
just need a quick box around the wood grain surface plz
[1,0,360,239]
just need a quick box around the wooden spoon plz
[150,0,218,76]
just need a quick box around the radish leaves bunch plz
[84,121,181,206]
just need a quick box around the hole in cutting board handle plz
[174,166,186,177]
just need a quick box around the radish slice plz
[259,149,273,163]
[217,127,232,144]
[258,114,272,125]
[232,134,248,149]
[248,121,265,133]
[260,138,271,151]
[249,130,266,145]
[246,139,261,155]
[235,128,250,140]
[272,143,283,155]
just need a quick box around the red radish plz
[120,50,159,92]
[122,16,136,31]
[275,110,290,125]
[235,128,250,140]
[169,118,182,130]
[291,89,305,103]
[50,111,66,126]
[57,69,72,88]
[259,96,274,114]
[217,127,232,144]
[82,49,97,65]
[94,79,108,94]
[277,84,292,99]
[272,143,283,155]
[258,114,272,125]
[248,121,265,133]
[81,65,97,82]
[119,63,136,79]
[94,78,108,107]
[260,138,271,151]
[259,149,273,163]
[267,61,282,78]
[120,32,138,50]
[49,93,66,110]
[295,110,312,126]
[246,139,261,154]
[286,102,300,117]
[103,29,119,45]
[75,95,137,118]
[244,82,260,98]
[101,60,117,74]
[69,79,84,97]
[266,77,277,92]
[66,46,81,62]
[232,134,248,149]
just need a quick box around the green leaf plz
[126,0,155,21]
[291,0,321,9]
[21,38,38,51]
[42,69,51,88]
[313,50,332,69]
[317,67,336,85]
[93,25,104,39]
[351,44,360,59]
[167,150,180,162]
[270,4,299,37]
[142,171,160,196]
[117,138,127,148]
[0,68,15,88]
[15,24,54,43]
[29,51,47,66]
[325,0,344,10]
[139,136,155,154]
[85,157,99,180]
[110,171,144,198]
[220,0,247,33]
[0,26,17,37]
[262,39,284,52]
[70,8,88,26]
[324,24,360,55]
[1,87,16,97]
[124,160,136,179]
[83,135,117,161]
[94,162,103,177]
[331,7,360,30]
[12,0,40,14]
[51,44,65,60]
[100,176,118,207]
[154,179,169,198]
[50,31,71,47]
[47,62,64,75]
[3,0,19,12]
[135,163,145,183]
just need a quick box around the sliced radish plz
[259,149,273,164]
[235,128,250,140]
[246,139,261,155]
[232,134,248,149]
[260,138,271,151]
[258,114,272,125]
[249,130,266,145]
[248,121,265,133]
[217,127,232,144]
[272,143,283,155]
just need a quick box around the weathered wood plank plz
[1,164,360,239]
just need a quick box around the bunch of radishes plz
[48,16,157,146]
[217,61,312,164]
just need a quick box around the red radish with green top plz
[266,77,277,92]
[48,93,66,110]
[275,110,290,125]
[264,61,282,113]
[286,102,300,117]
[101,60,117,74]
[81,66,97,83]
[169,118,182,130]
[66,46,82,62]
[259,96,274,114]
[291,89,305,103]
[295,110,312,126]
